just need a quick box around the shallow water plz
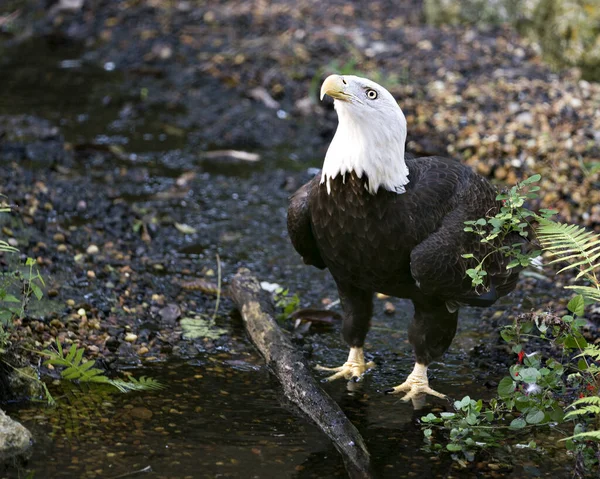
[2,309,571,478]
[0,34,573,478]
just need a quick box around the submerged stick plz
[229,268,372,479]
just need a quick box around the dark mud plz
[0,0,597,477]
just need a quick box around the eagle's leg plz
[385,299,458,407]
[315,284,375,382]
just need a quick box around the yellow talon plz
[385,363,447,408]
[315,347,375,382]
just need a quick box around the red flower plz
[586,384,595,392]
[515,372,519,377]
[517,351,525,363]
[580,393,585,399]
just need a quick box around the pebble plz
[57,244,67,252]
[53,233,66,243]
[384,302,396,315]
[124,333,138,343]
[87,270,96,279]
[129,407,153,420]
[138,346,149,355]
[86,244,100,255]
[77,308,86,317]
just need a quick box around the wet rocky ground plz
[0,0,598,477]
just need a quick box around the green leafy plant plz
[40,340,163,403]
[421,296,594,466]
[462,174,552,288]
[0,257,45,326]
[536,219,600,303]
[179,254,228,340]
[564,397,600,441]
[425,175,600,471]
[273,287,300,322]
[1,206,46,356]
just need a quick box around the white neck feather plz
[321,101,409,195]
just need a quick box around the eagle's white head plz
[320,74,409,195]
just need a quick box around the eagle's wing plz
[409,161,522,305]
[287,176,327,270]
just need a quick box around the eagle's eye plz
[366,89,378,100]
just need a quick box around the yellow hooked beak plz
[320,74,351,102]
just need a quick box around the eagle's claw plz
[384,383,447,401]
[315,360,375,382]
[385,363,447,407]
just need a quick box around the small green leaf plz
[525,409,545,424]
[446,443,463,452]
[506,259,520,269]
[498,376,516,397]
[30,282,43,300]
[440,412,456,419]
[1,294,20,303]
[520,174,541,185]
[567,295,585,317]
[65,344,77,363]
[466,413,479,425]
[519,367,541,384]
[500,327,517,343]
[180,315,228,340]
[421,413,436,423]
[509,417,527,429]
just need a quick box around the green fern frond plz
[536,219,600,281]
[565,431,600,442]
[0,240,18,254]
[565,285,600,303]
[564,406,600,420]
[575,346,600,361]
[568,396,600,407]
[109,376,164,392]
[40,340,162,394]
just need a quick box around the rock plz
[7,367,44,400]
[124,333,138,342]
[0,409,32,458]
[384,301,396,315]
[158,304,181,325]
[129,406,153,420]
[86,244,99,255]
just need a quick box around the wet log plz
[229,268,372,479]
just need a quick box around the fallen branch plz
[229,268,372,479]
[199,150,260,162]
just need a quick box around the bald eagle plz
[287,74,522,405]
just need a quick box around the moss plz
[424,0,600,79]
